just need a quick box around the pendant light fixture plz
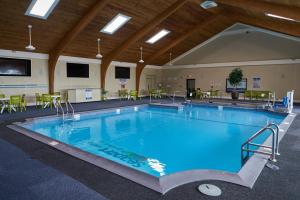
[139,46,144,63]
[96,38,103,59]
[169,51,173,66]
[25,25,36,51]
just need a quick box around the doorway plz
[186,79,195,98]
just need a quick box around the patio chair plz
[101,89,108,100]
[210,90,219,98]
[274,96,289,112]
[150,89,158,98]
[42,94,53,109]
[9,95,21,113]
[0,94,6,112]
[35,93,42,108]
[118,89,128,100]
[196,89,204,99]
[129,90,138,100]
[20,94,27,112]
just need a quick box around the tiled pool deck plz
[0,99,299,200]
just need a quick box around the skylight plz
[25,0,60,19]
[146,29,170,44]
[265,13,298,22]
[100,14,131,34]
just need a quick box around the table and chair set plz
[0,92,62,114]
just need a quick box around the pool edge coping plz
[7,105,297,194]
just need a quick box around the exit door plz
[186,79,195,98]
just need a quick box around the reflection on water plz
[147,158,166,176]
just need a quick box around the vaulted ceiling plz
[0,0,299,66]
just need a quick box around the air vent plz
[200,1,218,9]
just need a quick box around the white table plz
[52,95,61,108]
[43,95,61,109]
[0,97,16,114]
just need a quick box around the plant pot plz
[231,91,239,100]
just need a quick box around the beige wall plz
[174,32,300,65]
[0,54,162,104]
[0,58,49,103]
[105,66,162,97]
[162,64,300,100]
[105,65,136,97]
[54,61,100,92]
[139,68,162,91]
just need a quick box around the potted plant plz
[228,68,243,100]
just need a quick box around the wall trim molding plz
[170,22,300,65]
[145,65,162,69]
[162,59,300,69]
[59,55,101,64]
[0,49,49,59]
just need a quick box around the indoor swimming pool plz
[19,104,285,177]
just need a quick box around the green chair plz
[160,89,167,98]
[20,94,26,112]
[196,89,204,99]
[101,89,108,101]
[150,89,158,98]
[156,89,162,98]
[42,94,53,109]
[210,90,219,98]
[9,95,21,113]
[35,93,42,108]
[129,90,138,100]
[118,89,128,100]
[0,94,6,112]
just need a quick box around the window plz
[25,0,60,19]
[146,29,170,44]
[100,13,131,34]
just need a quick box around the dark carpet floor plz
[0,99,299,200]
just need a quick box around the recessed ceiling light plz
[25,0,60,19]
[146,29,170,44]
[100,13,131,34]
[265,13,298,22]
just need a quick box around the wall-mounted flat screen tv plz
[226,78,247,93]
[0,57,31,76]
[115,66,130,79]
[67,63,89,78]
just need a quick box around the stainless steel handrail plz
[241,123,279,165]
[56,102,65,120]
[268,123,280,155]
[65,101,75,117]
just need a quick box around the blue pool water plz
[22,105,285,177]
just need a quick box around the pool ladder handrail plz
[241,123,280,165]
[65,100,75,116]
[56,102,65,120]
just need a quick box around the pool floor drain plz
[198,184,222,197]
[266,162,280,170]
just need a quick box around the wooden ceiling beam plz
[225,11,300,38]
[217,0,300,22]
[135,13,224,92]
[100,0,188,89]
[48,0,109,93]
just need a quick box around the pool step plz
[149,103,184,110]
